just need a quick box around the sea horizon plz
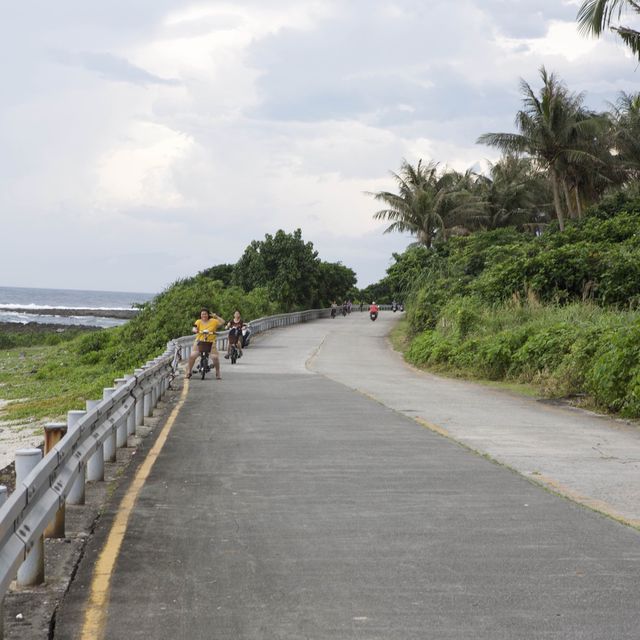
[0,285,156,328]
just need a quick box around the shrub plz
[585,320,640,414]
[475,329,530,379]
[439,297,484,340]
[510,323,581,379]
[406,331,441,366]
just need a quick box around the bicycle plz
[195,330,214,380]
[227,327,242,364]
[229,341,241,364]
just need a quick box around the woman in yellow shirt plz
[185,308,225,380]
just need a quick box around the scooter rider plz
[225,309,244,359]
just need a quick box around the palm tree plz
[480,155,551,229]
[609,92,640,177]
[370,159,449,248]
[477,67,605,230]
[577,0,640,60]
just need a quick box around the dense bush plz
[585,319,640,416]
[74,275,278,370]
[399,195,640,326]
[404,300,640,415]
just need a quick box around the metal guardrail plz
[174,308,333,361]
[0,344,176,599]
[0,304,396,628]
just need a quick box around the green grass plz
[400,299,640,418]
[390,314,557,402]
[388,319,411,353]
[0,339,128,423]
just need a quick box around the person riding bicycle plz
[186,308,224,380]
[225,310,244,359]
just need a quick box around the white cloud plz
[96,122,193,207]
[1,0,638,292]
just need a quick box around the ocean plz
[0,286,155,328]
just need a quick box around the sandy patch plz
[0,400,44,471]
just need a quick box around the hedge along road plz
[54,312,640,640]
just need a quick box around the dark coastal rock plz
[0,307,139,319]
[0,321,100,334]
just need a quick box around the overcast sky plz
[1,1,637,293]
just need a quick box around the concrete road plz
[309,312,640,526]
[54,312,640,639]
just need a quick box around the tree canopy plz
[233,229,356,311]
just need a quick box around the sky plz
[0,1,638,293]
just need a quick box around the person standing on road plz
[186,308,224,380]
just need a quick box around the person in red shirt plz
[369,301,379,314]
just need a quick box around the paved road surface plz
[310,313,640,526]
[54,313,640,639]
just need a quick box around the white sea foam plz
[0,311,126,328]
[0,303,134,310]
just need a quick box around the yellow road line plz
[80,378,190,640]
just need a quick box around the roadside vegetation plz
[376,191,640,418]
[366,45,640,418]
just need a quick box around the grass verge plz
[0,334,126,423]
[390,317,548,402]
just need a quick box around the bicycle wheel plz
[200,356,207,379]
[231,347,237,364]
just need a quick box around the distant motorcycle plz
[370,310,378,321]
[391,302,398,312]
[241,324,252,347]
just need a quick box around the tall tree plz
[609,91,640,177]
[475,155,551,230]
[317,262,357,305]
[370,159,451,247]
[577,0,640,60]
[477,67,604,230]
[233,229,322,311]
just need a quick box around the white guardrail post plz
[66,410,87,505]
[16,448,44,586]
[152,360,160,408]
[86,399,104,482]
[114,379,129,448]
[143,375,153,419]
[134,368,145,428]
[125,375,137,437]
[103,388,117,463]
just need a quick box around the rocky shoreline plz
[0,321,99,333]
[0,306,138,319]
